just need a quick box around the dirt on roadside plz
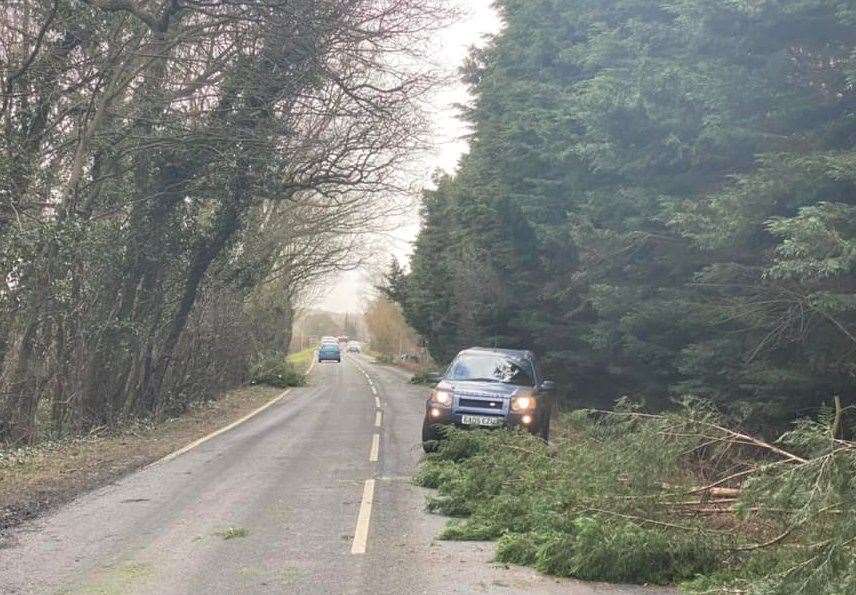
[0,385,284,536]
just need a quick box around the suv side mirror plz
[540,380,555,392]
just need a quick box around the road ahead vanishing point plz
[0,356,665,594]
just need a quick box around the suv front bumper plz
[424,405,542,433]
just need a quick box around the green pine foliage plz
[393,0,856,421]
[415,416,723,586]
[415,402,856,591]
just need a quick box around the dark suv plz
[422,347,554,451]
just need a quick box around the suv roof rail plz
[466,346,533,357]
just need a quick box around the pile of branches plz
[417,397,856,591]
[592,397,856,591]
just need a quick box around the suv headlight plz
[511,394,536,412]
[430,389,453,407]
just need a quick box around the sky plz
[317,0,502,314]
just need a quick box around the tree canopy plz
[0,0,446,442]
[395,0,856,420]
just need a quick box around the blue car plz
[422,347,555,451]
[318,342,341,363]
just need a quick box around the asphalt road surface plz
[0,354,670,594]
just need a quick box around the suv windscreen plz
[446,353,535,386]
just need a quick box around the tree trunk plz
[130,191,247,415]
[0,317,40,443]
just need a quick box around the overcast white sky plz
[317,0,502,313]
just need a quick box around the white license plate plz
[461,414,504,427]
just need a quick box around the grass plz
[247,347,317,389]
[286,348,315,373]
[218,526,250,540]
[368,351,395,365]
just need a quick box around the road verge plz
[0,382,301,535]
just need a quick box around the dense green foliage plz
[415,421,721,585]
[416,403,856,591]
[396,0,856,418]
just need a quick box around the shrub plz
[248,353,305,388]
[374,353,395,364]
[413,459,462,489]
[495,532,540,566]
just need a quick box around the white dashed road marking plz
[350,479,375,555]
[369,433,380,462]
[349,356,383,556]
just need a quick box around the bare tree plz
[0,0,449,442]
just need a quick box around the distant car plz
[400,353,418,363]
[347,342,361,353]
[422,347,554,452]
[338,335,348,343]
[318,342,341,363]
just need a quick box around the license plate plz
[461,414,504,427]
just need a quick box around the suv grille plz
[458,397,504,410]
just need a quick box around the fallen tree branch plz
[734,526,796,551]
[591,409,809,464]
[580,508,703,532]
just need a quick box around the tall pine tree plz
[397,0,855,419]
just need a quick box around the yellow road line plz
[374,396,381,408]
[375,411,382,427]
[350,479,375,554]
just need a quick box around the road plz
[0,354,668,594]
